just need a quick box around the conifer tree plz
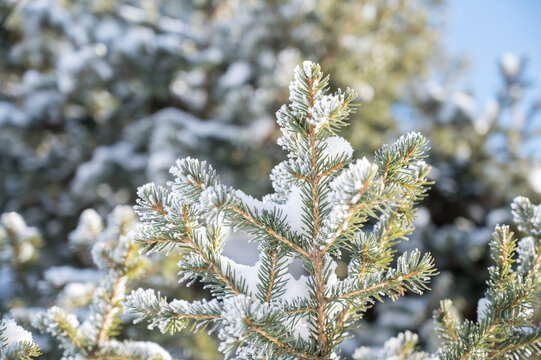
[125,61,437,359]
[432,196,541,359]
[0,212,41,300]
[391,56,541,344]
[34,206,172,359]
[354,196,541,359]
[0,0,443,250]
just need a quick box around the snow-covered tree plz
[0,212,41,302]
[33,206,172,359]
[0,0,443,251]
[416,53,541,232]
[0,318,40,360]
[354,196,541,359]
[1,1,539,356]
[392,54,541,344]
[124,61,438,359]
[353,53,541,350]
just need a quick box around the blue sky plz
[446,1,541,105]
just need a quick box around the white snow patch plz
[1,212,36,239]
[18,242,35,263]
[309,94,344,132]
[102,340,172,360]
[278,186,307,236]
[477,297,491,321]
[60,282,95,301]
[69,209,104,248]
[221,256,260,295]
[303,60,314,77]
[0,213,40,262]
[361,3,377,21]
[148,109,272,158]
[219,62,252,88]
[323,136,353,159]
[118,4,146,22]
[43,266,102,288]
[71,142,146,198]
[280,271,310,302]
[2,318,33,349]
[293,316,311,341]
[234,189,274,213]
[452,91,475,118]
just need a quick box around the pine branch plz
[99,340,173,360]
[33,207,171,360]
[496,325,541,359]
[126,61,437,360]
[433,197,541,360]
[198,184,311,258]
[125,288,222,335]
[34,306,85,354]
[136,185,242,296]
[331,250,436,302]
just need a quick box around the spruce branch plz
[127,61,436,360]
[433,196,541,360]
[33,207,171,360]
[125,288,222,335]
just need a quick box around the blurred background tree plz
[359,57,541,352]
[0,0,442,248]
[1,0,540,358]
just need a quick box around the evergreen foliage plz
[125,61,437,359]
[2,3,539,350]
[0,212,41,296]
[0,318,40,360]
[0,0,442,250]
[354,196,541,359]
[33,206,172,359]
[352,331,428,360]
[0,0,539,358]
[365,54,541,347]
[432,196,541,359]
[391,56,541,348]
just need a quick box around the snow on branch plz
[0,318,41,360]
[33,206,171,359]
[431,196,541,360]
[126,61,437,359]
